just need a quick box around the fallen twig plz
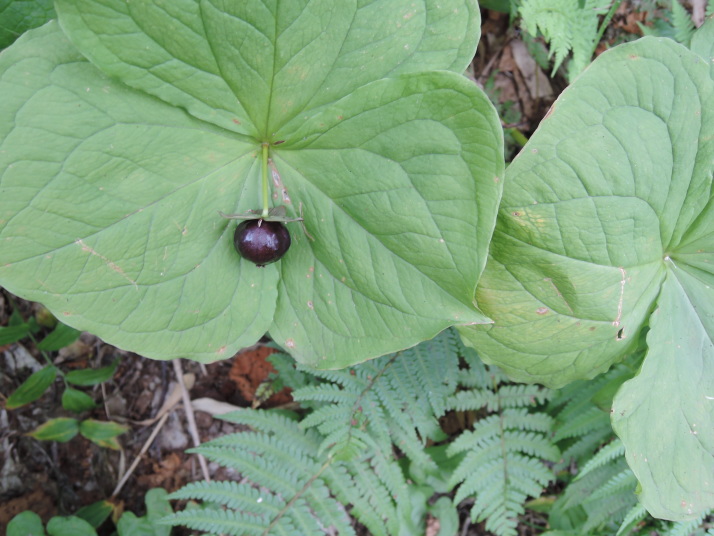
[172,359,211,482]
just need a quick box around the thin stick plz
[172,359,211,482]
[112,411,169,497]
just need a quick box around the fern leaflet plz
[446,355,558,536]
[294,329,461,467]
[518,0,612,78]
[162,409,419,536]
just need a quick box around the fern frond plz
[671,0,695,45]
[587,469,637,502]
[165,409,413,536]
[659,510,712,536]
[518,0,611,78]
[580,471,637,532]
[560,455,628,511]
[556,452,637,532]
[575,438,625,479]
[385,327,460,417]
[294,330,461,466]
[266,350,318,395]
[497,384,553,408]
[549,367,625,472]
[446,388,496,411]
[323,435,420,536]
[163,506,281,536]
[616,502,648,536]
[554,405,610,442]
[446,356,558,536]
[168,480,282,514]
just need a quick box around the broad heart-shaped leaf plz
[0,3,503,367]
[459,36,713,387]
[55,0,480,137]
[459,35,714,521]
[0,24,277,360]
[270,73,502,365]
[612,266,714,521]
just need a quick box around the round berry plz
[234,219,291,266]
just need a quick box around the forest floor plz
[0,3,706,535]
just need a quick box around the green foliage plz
[6,365,57,409]
[3,303,125,446]
[558,439,638,533]
[166,349,459,536]
[7,489,172,536]
[638,1,696,45]
[295,330,461,466]
[1,2,713,531]
[0,307,39,345]
[446,354,558,536]
[0,0,55,49]
[516,0,611,79]
[546,361,714,535]
[0,0,504,367]
[166,332,562,536]
[460,23,714,519]
[164,410,398,536]
[548,364,631,472]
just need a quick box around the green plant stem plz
[261,143,270,218]
[507,128,529,148]
[590,0,623,59]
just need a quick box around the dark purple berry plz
[234,219,291,267]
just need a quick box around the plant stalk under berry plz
[261,143,270,218]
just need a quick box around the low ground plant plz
[1,1,712,534]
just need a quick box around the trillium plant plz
[0,0,712,525]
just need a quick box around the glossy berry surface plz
[233,219,291,266]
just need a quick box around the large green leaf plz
[460,35,714,520]
[270,72,502,364]
[691,15,714,79]
[460,36,713,387]
[612,267,714,521]
[54,0,480,137]
[0,2,503,367]
[0,0,55,49]
[0,24,277,360]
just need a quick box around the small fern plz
[548,370,615,473]
[446,353,559,536]
[547,367,638,535]
[294,329,461,467]
[517,0,612,79]
[670,0,696,45]
[164,331,467,535]
[638,0,698,45]
[162,409,420,536]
